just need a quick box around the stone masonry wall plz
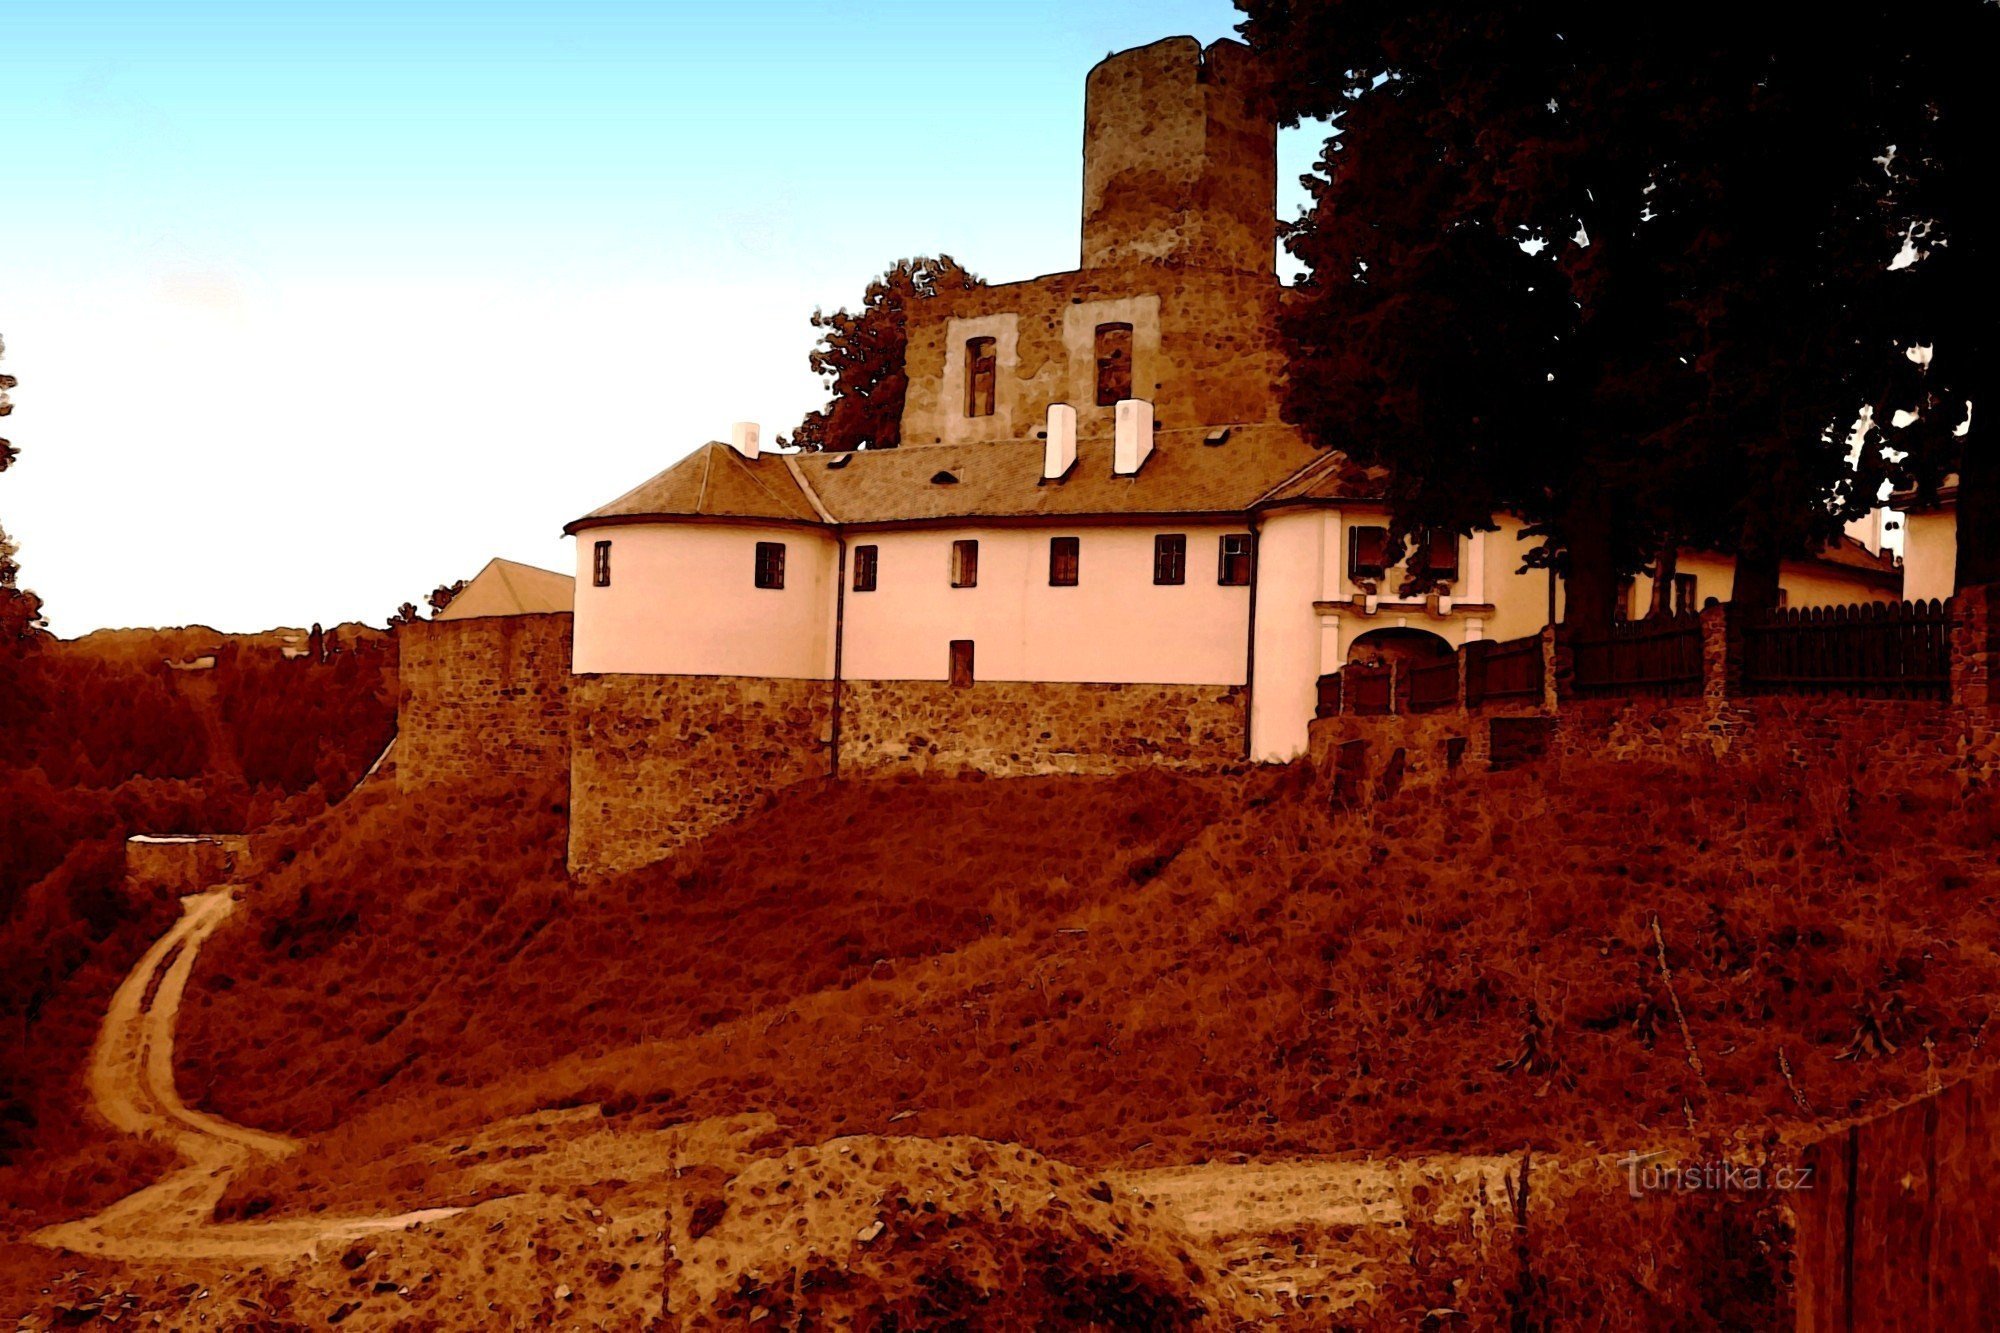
[1081,37,1275,274]
[568,674,833,877]
[124,834,253,902]
[397,613,572,795]
[839,680,1246,777]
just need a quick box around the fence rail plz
[1569,613,1704,696]
[1741,598,1952,700]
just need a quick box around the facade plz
[1898,480,1959,602]
[520,35,1902,872]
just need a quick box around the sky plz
[2,0,1329,636]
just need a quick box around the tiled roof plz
[436,558,573,620]
[792,424,1329,524]
[565,441,822,532]
[1803,535,1902,585]
[565,426,1360,530]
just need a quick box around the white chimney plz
[1044,403,1077,479]
[1113,398,1154,476]
[730,421,761,460]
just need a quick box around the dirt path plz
[25,883,1525,1321]
[31,888,467,1264]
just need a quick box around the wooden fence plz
[1795,1067,2000,1330]
[1345,661,1394,715]
[1569,613,1704,696]
[1741,599,1952,701]
[1406,655,1460,713]
[1315,636,1549,719]
[1466,634,1545,707]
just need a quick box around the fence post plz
[1951,584,1997,708]
[1463,639,1486,713]
[1701,602,1742,702]
[1541,623,1566,714]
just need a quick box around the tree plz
[0,333,43,645]
[783,256,983,452]
[1856,5,2000,590]
[427,579,469,617]
[387,602,421,629]
[1238,3,1949,624]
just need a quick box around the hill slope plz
[176,745,2000,1220]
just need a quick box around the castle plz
[399,37,1900,876]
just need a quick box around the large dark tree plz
[1239,3,1983,625]
[1861,5,2000,590]
[784,256,982,452]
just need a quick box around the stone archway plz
[1346,626,1454,670]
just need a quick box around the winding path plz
[32,887,465,1263]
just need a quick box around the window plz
[1672,573,1697,615]
[852,544,878,593]
[754,541,786,590]
[1419,530,1459,582]
[950,539,979,588]
[965,337,996,418]
[949,639,975,688]
[1154,533,1187,585]
[1348,525,1388,583]
[592,540,612,588]
[1094,322,1133,406]
[1049,536,1080,587]
[1218,533,1253,586]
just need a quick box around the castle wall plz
[839,679,1245,777]
[572,522,838,678]
[567,673,833,877]
[900,265,1288,447]
[397,613,572,793]
[841,523,1251,686]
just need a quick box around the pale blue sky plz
[2,1,1322,634]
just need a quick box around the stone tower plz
[1080,36,1276,274]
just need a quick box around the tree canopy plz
[1238,1,1996,625]
[784,256,982,452]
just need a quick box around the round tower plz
[1081,37,1277,274]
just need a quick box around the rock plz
[856,1220,885,1244]
[327,1303,360,1326]
[554,1284,572,1301]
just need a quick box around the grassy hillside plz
[176,744,2000,1233]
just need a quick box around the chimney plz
[1112,398,1154,476]
[729,421,761,460]
[1044,404,1077,479]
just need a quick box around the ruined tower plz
[1080,37,1277,274]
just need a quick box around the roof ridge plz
[1252,447,1342,506]
[721,444,813,518]
[695,442,717,513]
[783,454,838,523]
